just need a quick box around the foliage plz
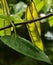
[0,0,53,65]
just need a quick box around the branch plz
[0,13,53,31]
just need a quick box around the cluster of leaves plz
[0,0,53,65]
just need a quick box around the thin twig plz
[0,13,53,31]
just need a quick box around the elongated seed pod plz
[25,0,44,50]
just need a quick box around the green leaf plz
[0,14,8,20]
[43,0,52,13]
[48,16,53,27]
[0,8,5,36]
[34,0,41,6]
[0,14,23,29]
[0,18,4,36]
[36,1,44,12]
[0,34,51,64]
[10,15,23,23]
[0,14,23,23]
[10,15,23,28]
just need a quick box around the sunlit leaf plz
[48,16,53,27]
[0,8,4,36]
[36,1,44,12]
